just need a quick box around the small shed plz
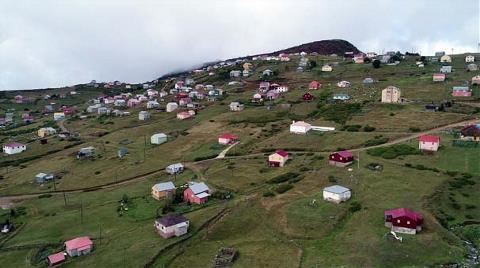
[268,150,289,167]
[47,252,65,266]
[151,133,167,145]
[166,102,179,113]
[117,147,128,158]
[229,102,244,112]
[323,185,351,203]
[329,151,354,167]
[419,135,440,152]
[138,111,150,121]
[64,236,93,257]
[166,163,184,174]
[35,173,54,183]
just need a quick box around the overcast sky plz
[1,0,479,90]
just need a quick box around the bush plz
[367,144,421,159]
[328,175,337,182]
[274,184,293,194]
[363,125,376,132]
[263,191,275,197]
[349,201,362,213]
[342,125,362,132]
[267,172,300,184]
[409,127,421,132]
[363,137,388,147]
[317,103,363,124]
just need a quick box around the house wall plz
[290,125,310,134]
[419,141,439,151]
[381,89,400,103]
[152,189,174,200]
[3,146,26,155]
[323,191,351,203]
[268,154,287,166]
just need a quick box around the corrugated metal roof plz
[323,185,350,194]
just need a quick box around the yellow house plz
[440,55,452,63]
[381,86,401,103]
[151,182,176,200]
[243,62,253,71]
[321,65,333,72]
[267,150,289,167]
[37,127,57,138]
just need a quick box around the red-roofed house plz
[384,208,423,234]
[61,106,76,115]
[309,80,321,90]
[3,142,26,155]
[64,236,93,257]
[183,182,210,204]
[433,73,446,82]
[419,135,440,151]
[177,110,195,120]
[302,92,314,102]
[218,134,239,145]
[47,252,65,266]
[268,150,289,167]
[329,151,354,167]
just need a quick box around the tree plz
[308,60,317,70]
[372,59,381,69]
[364,57,371,63]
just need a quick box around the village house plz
[179,97,192,106]
[329,150,354,167]
[252,93,263,103]
[139,111,150,121]
[363,77,375,84]
[452,86,471,97]
[384,208,423,234]
[432,73,446,82]
[174,81,184,89]
[460,124,480,141]
[166,102,178,112]
[87,104,102,113]
[53,112,65,121]
[38,127,56,138]
[323,185,351,204]
[230,70,241,78]
[177,110,195,120]
[243,62,253,71]
[3,142,26,155]
[151,133,167,144]
[117,147,128,158]
[151,181,176,200]
[183,182,211,204]
[440,55,452,63]
[381,86,401,103]
[280,54,290,61]
[309,80,321,90]
[435,51,446,57]
[76,146,95,160]
[218,134,239,145]
[229,102,244,112]
[440,65,452,73]
[465,55,475,63]
[166,163,184,174]
[296,66,304,72]
[185,78,195,86]
[242,69,250,77]
[419,135,440,152]
[290,121,312,134]
[366,52,377,58]
[275,85,289,93]
[147,89,159,97]
[47,252,65,266]
[262,69,273,76]
[266,91,279,100]
[65,236,93,257]
[35,172,55,183]
[114,99,126,107]
[302,92,314,102]
[259,82,270,92]
[333,93,350,101]
[472,75,480,85]
[430,57,439,62]
[321,65,333,72]
[147,100,160,109]
[128,99,141,108]
[154,214,189,238]
[353,53,365,63]
[337,81,351,88]
[268,150,289,167]
[467,63,478,71]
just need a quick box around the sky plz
[0,0,479,90]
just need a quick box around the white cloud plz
[0,0,478,90]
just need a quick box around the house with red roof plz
[309,80,321,90]
[302,92,314,102]
[61,106,76,115]
[432,73,446,82]
[183,182,211,204]
[268,150,289,167]
[155,214,189,238]
[218,134,239,145]
[419,135,440,151]
[384,208,423,234]
[259,82,270,92]
[177,110,195,120]
[460,124,480,141]
[3,142,26,155]
[64,236,93,257]
[47,252,65,266]
[329,151,354,167]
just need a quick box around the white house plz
[166,102,179,112]
[151,133,167,145]
[321,65,333,72]
[166,163,184,174]
[147,100,160,109]
[465,55,475,63]
[289,121,312,134]
[262,69,273,76]
[154,214,189,238]
[419,135,440,152]
[337,81,351,88]
[323,185,351,204]
[138,111,150,121]
[3,142,26,155]
[53,112,65,121]
[229,102,244,112]
[440,55,452,63]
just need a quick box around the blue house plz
[333,93,350,101]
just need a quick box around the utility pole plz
[99,225,102,245]
[63,192,67,207]
[80,200,84,224]
[358,151,360,169]
[52,175,56,191]
[143,135,147,162]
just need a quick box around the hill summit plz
[269,39,362,56]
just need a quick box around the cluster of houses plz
[251,81,289,103]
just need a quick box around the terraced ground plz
[0,53,479,267]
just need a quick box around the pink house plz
[218,134,238,145]
[64,236,93,257]
[47,252,65,266]
[309,80,321,90]
[183,182,211,204]
[61,106,75,115]
[177,110,195,120]
[266,91,280,100]
[384,208,423,234]
[259,82,270,92]
[14,95,25,104]
[432,73,446,82]
[452,86,471,97]
[178,97,192,106]
[419,135,440,151]
[127,99,141,108]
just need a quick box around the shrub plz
[367,144,421,159]
[328,176,337,183]
[263,191,275,197]
[349,201,362,213]
[363,125,376,132]
[409,127,421,132]
[363,137,388,147]
[274,184,293,194]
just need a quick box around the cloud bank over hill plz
[0,0,478,90]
